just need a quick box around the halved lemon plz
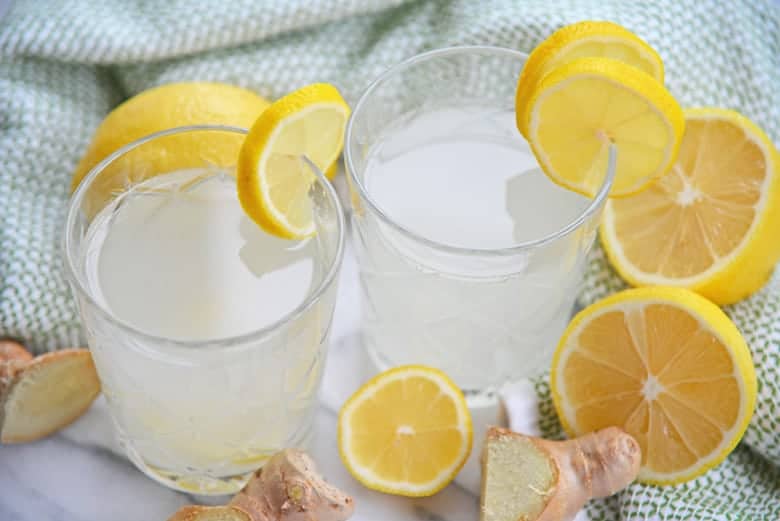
[237,83,350,239]
[551,287,757,485]
[338,365,472,497]
[525,57,684,197]
[516,21,664,138]
[601,108,780,304]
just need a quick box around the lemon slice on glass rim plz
[237,83,351,239]
[523,57,684,198]
[516,20,664,138]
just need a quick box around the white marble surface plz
[0,216,492,521]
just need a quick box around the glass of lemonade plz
[345,47,615,399]
[63,126,344,494]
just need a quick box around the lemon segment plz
[525,57,684,198]
[236,83,350,239]
[601,108,780,304]
[516,21,664,138]
[338,365,473,497]
[550,287,757,485]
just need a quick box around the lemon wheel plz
[236,83,350,239]
[524,57,684,197]
[338,366,473,497]
[516,21,664,138]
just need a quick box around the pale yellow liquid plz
[81,169,328,493]
[356,106,593,391]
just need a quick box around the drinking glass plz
[345,46,615,400]
[63,126,344,494]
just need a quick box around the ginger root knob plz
[168,449,354,521]
[0,342,101,444]
[481,426,641,521]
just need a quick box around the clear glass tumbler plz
[63,126,344,494]
[345,47,615,399]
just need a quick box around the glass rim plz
[344,44,617,257]
[63,124,346,350]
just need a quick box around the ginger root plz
[0,341,101,443]
[168,449,354,521]
[481,426,640,521]
[0,340,34,364]
[169,506,251,521]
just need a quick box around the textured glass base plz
[137,463,255,495]
[119,425,315,495]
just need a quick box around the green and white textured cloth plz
[1,0,778,518]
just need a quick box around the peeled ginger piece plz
[0,344,101,443]
[481,426,640,521]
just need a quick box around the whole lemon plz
[71,82,272,192]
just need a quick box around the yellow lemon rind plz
[516,21,664,137]
[337,365,473,497]
[550,286,757,485]
[71,82,270,192]
[326,161,339,180]
[600,108,780,305]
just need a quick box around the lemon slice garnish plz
[524,57,684,197]
[516,21,664,138]
[237,83,350,239]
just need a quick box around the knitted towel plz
[1,1,778,518]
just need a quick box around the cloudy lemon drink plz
[79,167,329,487]
[355,104,598,390]
[65,89,349,495]
[346,47,616,396]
